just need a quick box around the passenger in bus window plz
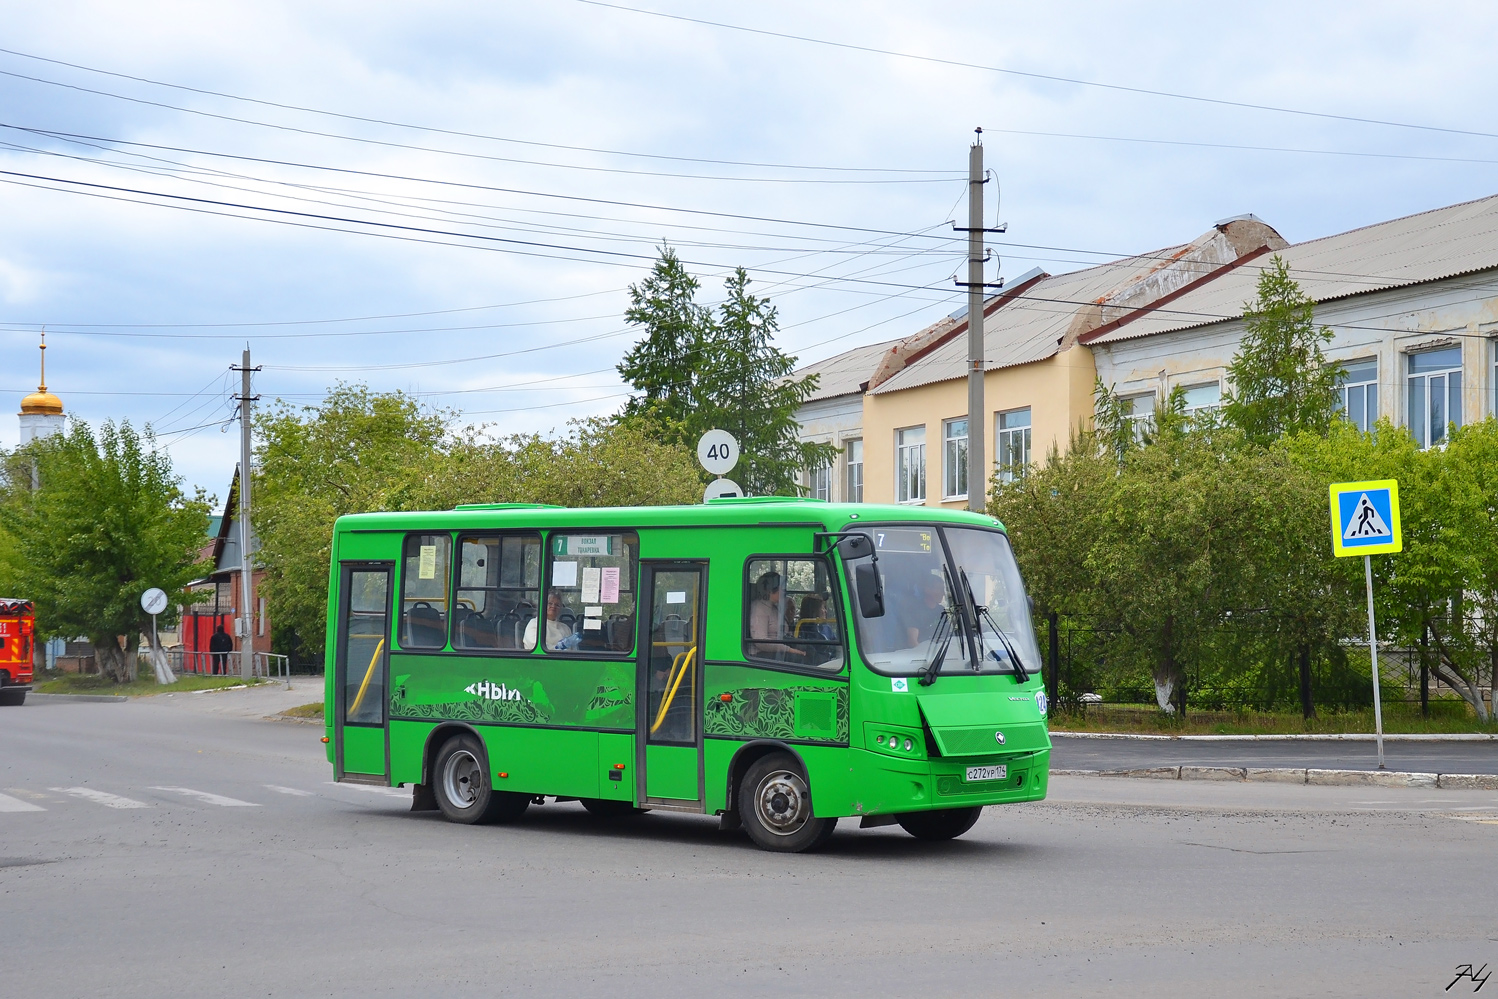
[748,571,806,660]
[524,590,573,650]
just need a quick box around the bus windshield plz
[849,525,1039,678]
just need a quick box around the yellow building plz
[798,217,1285,506]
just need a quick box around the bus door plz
[636,561,706,807]
[333,561,393,782]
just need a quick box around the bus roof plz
[332,497,1006,534]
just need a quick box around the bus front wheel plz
[433,734,529,825]
[739,752,837,853]
[897,806,983,841]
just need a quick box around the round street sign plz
[703,478,744,502]
[140,587,169,615]
[696,429,739,476]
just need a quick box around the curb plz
[26,692,128,703]
[1051,732,1498,742]
[1051,766,1498,790]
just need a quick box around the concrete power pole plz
[233,348,261,680]
[955,130,1003,513]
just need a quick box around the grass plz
[279,701,324,719]
[35,671,265,697]
[1050,701,1498,735]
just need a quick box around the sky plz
[3,0,1498,500]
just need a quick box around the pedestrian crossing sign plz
[1329,479,1402,557]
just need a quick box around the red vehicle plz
[0,598,34,705]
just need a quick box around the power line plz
[570,0,1498,143]
[0,68,952,185]
[0,45,959,175]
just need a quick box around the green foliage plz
[253,386,700,661]
[0,421,211,682]
[1222,255,1343,444]
[617,246,835,495]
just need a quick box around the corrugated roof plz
[1087,192,1498,345]
[798,337,904,401]
[872,242,1211,394]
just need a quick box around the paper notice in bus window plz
[582,617,602,630]
[666,591,687,604]
[552,560,578,587]
[581,567,602,604]
[600,566,620,603]
[418,545,437,579]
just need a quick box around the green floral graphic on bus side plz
[705,686,849,744]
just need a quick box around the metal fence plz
[169,650,292,685]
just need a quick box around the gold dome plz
[20,390,62,415]
[19,334,62,416]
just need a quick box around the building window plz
[1336,358,1378,432]
[1407,346,1463,448]
[1181,382,1220,414]
[1125,393,1155,439]
[943,418,968,499]
[845,439,863,503]
[808,462,831,501]
[996,408,1031,483]
[896,426,926,503]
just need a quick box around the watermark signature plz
[1448,964,1491,992]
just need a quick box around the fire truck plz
[0,598,35,705]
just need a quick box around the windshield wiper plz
[957,566,1030,683]
[917,607,954,687]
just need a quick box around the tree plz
[253,387,702,660]
[617,247,835,495]
[0,421,211,681]
[1222,255,1343,445]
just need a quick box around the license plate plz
[965,765,1007,782]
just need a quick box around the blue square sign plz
[1330,479,1402,557]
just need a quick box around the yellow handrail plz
[348,638,386,718]
[650,645,696,735]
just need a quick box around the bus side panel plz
[482,727,600,799]
[390,653,634,731]
[389,719,436,786]
[596,732,635,802]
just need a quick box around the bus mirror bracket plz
[815,531,875,562]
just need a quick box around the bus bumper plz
[838,747,1049,819]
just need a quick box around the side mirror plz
[854,562,885,618]
[836,534,874,561]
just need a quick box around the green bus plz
[323,497,1050,852]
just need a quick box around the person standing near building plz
[209,624,232,674]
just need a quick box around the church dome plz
[18,334,62,416]
[20,389,62,415]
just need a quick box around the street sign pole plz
[1329,479,1401,771]
[1362,554,1385,769]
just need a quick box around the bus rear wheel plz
[897,806,983,841]
[433,734,529,825]
[0,688,25,706]
[739,752,837,853]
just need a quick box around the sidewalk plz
[140,680,323,721]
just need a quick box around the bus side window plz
[453,534,541,651]
[744,556,844,670]
[543,532,639,655]
[400,534,450,650]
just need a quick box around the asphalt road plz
[3,694,1496,998]
[1051,733,1498,774]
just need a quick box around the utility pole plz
[953,129,1004,513]
[232,348,261,680]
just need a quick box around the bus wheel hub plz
[756,771,808,834]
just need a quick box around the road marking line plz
[0,791,45,813]
[264,785,315,797]
[51,787,151,809]
[4,787,51,801]
[149,787,260,807]
[324,782,406,798]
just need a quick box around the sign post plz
[140,587,174,686]
[697,429,743,502]
[1329,479,1403,769]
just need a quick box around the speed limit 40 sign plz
[697,429,739,476]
